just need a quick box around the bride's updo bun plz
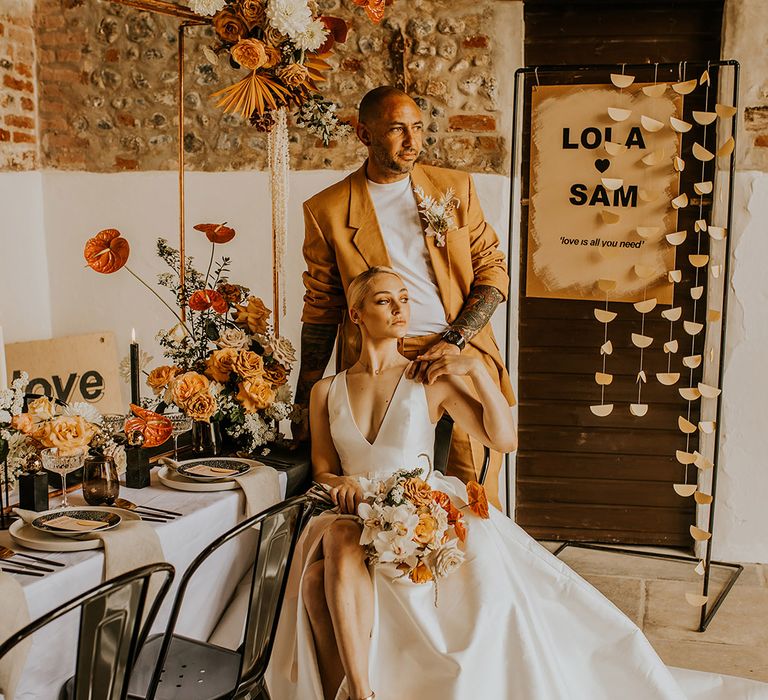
[347,266,402,311]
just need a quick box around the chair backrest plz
[433,414,491,485]
[0,562,174,700]
[145,496,311,697]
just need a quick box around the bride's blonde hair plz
[347,266,402,312]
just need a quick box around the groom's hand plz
[408,341,461,383]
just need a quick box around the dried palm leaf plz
[212,71,291,117]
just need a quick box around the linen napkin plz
[233,464,281,518]
[0,571,32,700]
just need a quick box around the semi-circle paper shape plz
[694,219,708,233]
[634,264,656,279]
[595,372,613,386]
[690,525,712,541]
[698,382,721,399]
[684,321,704,335]
[629,403,648,417]
[665,231,687,246]
[640,115,664,132]
[690,286,704,300]
[600,209,620,224]
[674,484,697,497]
[672,79,697,94]
[675,450,696,465]
[673,156,685,172]
[608,107,632,122]
[695,560,706,576]
[694,492,713,505]
[694,452,714,470]
[707,309,722,323]
[594,308,617,323]
[689,254,710,268]
[693,142,715,161]
[664,340,679,354]
[634,298,657,314]
[669,117,692,133]
[590,404,614,417]
[708,226,726,240]
[678,416,697,434]
[642,150,666,166]
[717,137,735,158]
[683,354,702,368]
[631,333,653,348]
[671,193,689,209]
[642,83,667,97]
[597,278,617,292]
[661,307,682,321]
[610,73,635,88]
[699,421,717,434]
[600,340,613,355]
[637,370,647,384]
[694,181,713,195]
[715,103,737,118]
[685,592,708,607]
[656,372,680,385]
[601,178,624,191]
[679,387,701,401]
[668,269,682,283]
[604,141,627,156]
[637,226,662,239]
[692,111,717,125]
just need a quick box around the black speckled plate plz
[176,459,252,481]
[31,509,121,538]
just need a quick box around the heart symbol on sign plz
[594,159,610,173]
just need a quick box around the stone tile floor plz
[543,543,768,682]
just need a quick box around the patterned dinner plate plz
[31,509,122,538]
[176,458,252,481]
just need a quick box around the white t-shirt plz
[366,176,448,336]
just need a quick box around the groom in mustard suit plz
[294,86,514,508]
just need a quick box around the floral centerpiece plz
[0,372,127,491]
[84,225,297,454]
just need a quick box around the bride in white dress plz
[266,267,768,700]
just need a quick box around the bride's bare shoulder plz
[310,375,336,404]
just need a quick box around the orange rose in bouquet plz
[34,415,96,455]
[171,372,210,408]
[205,348,239,383]
[237,378,275,413]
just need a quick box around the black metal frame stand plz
[505,60,741,632]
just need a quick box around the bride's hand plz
[329,478,365,515]
[424,355,483,384]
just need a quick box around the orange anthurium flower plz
[351,0,391,23]
[188,289,228,313]
[193,222,236,244]
[84,229,130,274]
[466,481,490,519]
[318,16,348,53]
[454,517,467,543]
[124,404,173,448]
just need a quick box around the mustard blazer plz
[301,161,514,403]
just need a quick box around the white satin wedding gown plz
[266,372,768,699]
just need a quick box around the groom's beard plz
[371,142,420,174]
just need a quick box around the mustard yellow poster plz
[526,83,683,303]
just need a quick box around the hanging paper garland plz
[591,279,617,417]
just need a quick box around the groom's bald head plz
[358,86,417,125]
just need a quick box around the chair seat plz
[127,634,241,700]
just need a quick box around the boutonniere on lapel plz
[412,186,460,248]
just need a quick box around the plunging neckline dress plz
[266,373,768,699]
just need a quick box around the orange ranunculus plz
[171,372,210,408]
[466,481,489,519]
[205,348,238,383]
[35,415,95,455]
[184,391,217,423]
[413,513,438,545]
[146,365,181,395]
[11,413,35,434]
[188,289,228,314]
[236,378,275,413]
[233,296,271,335]
[263,361,288,387]
[124,404,173,448]
[84,229,130,274]
[409,561,433,584]
[193,222,236,244]
[454,516,467,543]
[230,38,268,70]
[233,350,265,379]
[403,477,433,507]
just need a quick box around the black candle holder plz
[18,471,49,512]
[125,446,151,489]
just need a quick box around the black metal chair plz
[433,414,491,485]
[0,562,175,700]
[127,496,312,700]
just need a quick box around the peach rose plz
[466,481,489,519]
[213,9,247,43]
[234,350,265,379]
[147,365,181,395]
[409,561,433,584]
[185,391,217,423]
[28,396,55,421]
[10,413,35,434]
[239,0,266,24]
[231,38,268,70]
[35,415,95,455]
[403,477,433,508]
[237,378,275,413]
[413,513,438,545]
[233,296,271,335]
[263,362,288,387]
[171,372,210,408]
[205,348,238,383]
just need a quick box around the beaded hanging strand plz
[268,107,290,334]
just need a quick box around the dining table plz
[0,466,289,700]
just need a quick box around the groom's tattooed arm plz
[450,285,504,343]
[295,322,338,409]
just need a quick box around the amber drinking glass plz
[82,455,120,506]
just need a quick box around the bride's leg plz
[323,520,374,700]
[303,558,345,700]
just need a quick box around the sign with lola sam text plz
[5,332,123,413]
[526,83,683,303]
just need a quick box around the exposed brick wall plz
[0,0,39,170]
[30,0,508,173]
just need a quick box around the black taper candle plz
[130,330,140,406]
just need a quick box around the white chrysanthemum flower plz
[62,401,103,425]
[266,0,312,40]
[11,371,28,391]
[294,18,328,51]
[187,0,226,17]
[0,409,10,424]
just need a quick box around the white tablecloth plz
[0,469,287,700]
